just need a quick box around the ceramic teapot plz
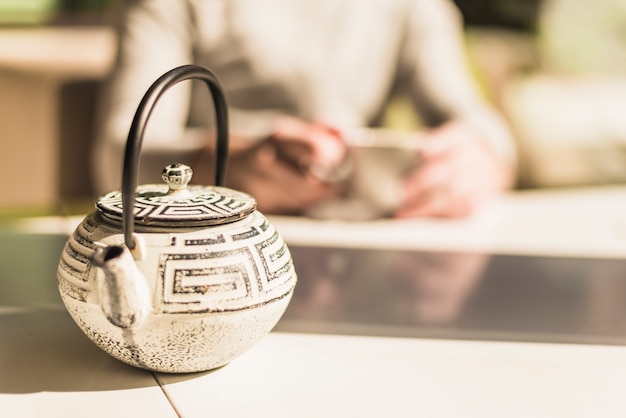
[57,65,297,373]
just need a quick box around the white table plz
[3,186,626,417]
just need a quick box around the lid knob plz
[162,163,193,192]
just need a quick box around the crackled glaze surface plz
[57,211,296,373]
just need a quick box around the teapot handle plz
[122,65,229,249]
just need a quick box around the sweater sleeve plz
[399,0,517,166]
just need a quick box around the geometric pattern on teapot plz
[96,185,256,225]
[57,211,296,314]
[157,218,296,314]
[57,215,99,303]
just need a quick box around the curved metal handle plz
[122,65,229,249]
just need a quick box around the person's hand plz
[394,121,513,218]
[223,116,347,214]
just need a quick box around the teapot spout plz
[93,245,151,329]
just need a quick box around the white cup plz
[306,128,422,220]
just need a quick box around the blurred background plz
[1,0,624,218]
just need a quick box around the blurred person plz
[94,0,516,218]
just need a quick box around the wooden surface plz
[0,27,115,209]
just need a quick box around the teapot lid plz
[96,163,256,227]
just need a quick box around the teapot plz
[57,65,297,373]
